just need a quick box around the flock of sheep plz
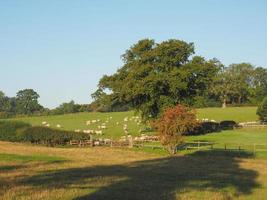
[41,115,142,137]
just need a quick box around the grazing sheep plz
[95,130,103,135]
[45,124,50,127]
[86,121,91,125]
[56,124,61,128]
[42,121,47,125]
[101,125,106,129]
[116,122,120,125]
[74,129,81,133]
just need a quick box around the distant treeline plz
[0,89,129,119]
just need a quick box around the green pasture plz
[10,107,258,139]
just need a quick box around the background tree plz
[16,89,42,115]
[51,100,80,115]
[155,105,199,154]
[251,67,267,103]
[211,63,262,107]
[257,97,267,122]
[94,39,220,120]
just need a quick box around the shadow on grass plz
[0,165,25,172]
[21,150,259,200]
[0,153,67,164]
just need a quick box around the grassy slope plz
[10,107,258,139]
[0,141,267,200]
[196,107,258,122]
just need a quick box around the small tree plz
[257,97,267,122]
[156,105,199,154]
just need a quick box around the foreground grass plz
[1,141,267,199]
[9,107,258,139]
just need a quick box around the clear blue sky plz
[1,0,267,108]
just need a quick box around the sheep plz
[101,125,106,129]
[45,124,50,127]
[42,121,47,125]
[95,130,103,135]
[74,129,81,133]
[124,117,128,122]
[91,120,97,123]
[116,122,120,125]
[86,121,91,125]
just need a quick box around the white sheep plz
[45,124,50,127]
[42,121,47,125]
[56,124,61,128]
[74,129,81,133]
[95,130,103,135]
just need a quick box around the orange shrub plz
[155,105,199,154]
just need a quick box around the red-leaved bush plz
[155,105,199,154]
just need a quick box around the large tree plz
[16,89,42,115]
[94,39,221,120]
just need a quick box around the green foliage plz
[211,64,267,107]
[95,39,221,120]
[219,120,238,130]
[190,122,221,135]
[16,89,43,115]
[0,121,31,141]
[257,97,267,122]
[0,121,90,145]
[19,127,90,145]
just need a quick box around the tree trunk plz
[222,98,227,108]
[238,96,242,104]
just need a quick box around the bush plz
[257,97,267,122]
[0,121,31,141]
[219,120,238,130]
[19,127,90,146]
[155,105,199,154]
[190,121,221,135]
[0,121,90,146]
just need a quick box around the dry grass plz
[1,141,267,200]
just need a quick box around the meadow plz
[10,107,258,139]
[1,140,267,200]
[1,106,267,199]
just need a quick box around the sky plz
[0,0,267,108]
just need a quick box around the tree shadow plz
[21,150,260,200]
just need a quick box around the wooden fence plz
[183,141,267,156]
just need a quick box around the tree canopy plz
[95,39,221,120]
[15,89,43,115]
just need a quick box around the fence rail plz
[183,141,267,156]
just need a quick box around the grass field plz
[1,141,267,200]
[1,107,267,199]
[10,107,258,139]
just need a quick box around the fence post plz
[253,143,256,158]
[224,144,227,150]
